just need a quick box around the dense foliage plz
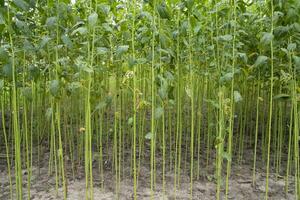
[0,0,299,199]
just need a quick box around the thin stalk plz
[7,3,23,199]
[150,0,156,197]
[265,0,274,198]
[131,0,137,198]
[1,94,13,200]
[252,75,260,185]
[225,0,237,198]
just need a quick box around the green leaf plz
[185,86,192,98]
[0,80,4,91]
[96,47,108,55]
[214,136,223,148]
[95,101,107,111]
[23,40,34,51]
[294,23,300,32]
[287,43,296,52]
[222,152,232,162]
[0,12,5,25]
[280,48,288,55]
[13,0,30,11]
[234,91,243,102]
[88,12,98,27]
[116,45,129,57]
[0,46,9,62]
[128,117,133,125]
[46,108,53,121]
[3,63,12,79]
[105,95,113,105]
[204,99,220,109]
[71,27,88,35]
[58,149,63,156]
[158,86,168,99]
[157,3,170,20]
[67,82,81,94]
[185,0,194,10]
[61,34,73,49]
[254,55,268,67]
[99,4,110,15]
[194,24,201,34]
[145,132,153,140]
[15,19,28,31]
[218,34,232,42]
[155,107,164,119]
[102,23,113,32]
[80,65,93,73]
[293,56,300,69]
[29,65,40,80]
[45,17,57,27]
[158,48,171,55]
[273,94,290,101]
[21,87,32,101]
[39,36,51,49]
[207,175,213,182]
[260,32,273,45]
[50,80,60,97]
[238,52,248,63]
[220,72,233,84]
[128,57,137,68]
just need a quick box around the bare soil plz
[0,145,296,200]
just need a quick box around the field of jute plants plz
[0,0,299,199]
